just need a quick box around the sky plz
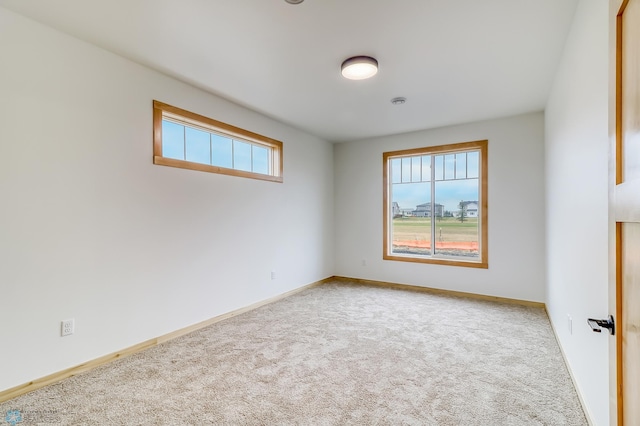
[390,152,479,212]
[162,119,269,174]
[164,117,479,212]
[392,179,478,213]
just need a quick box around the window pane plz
[252,145,269,175]
[233,140,252,172]
[421,155,431,181]
[411,156,421,182]
[434,155,444,181]
[155,102,283,182]
[391,158,401,184]
[401,157,411,183]
[185,127,210,165]
[434,179,479,259]
[467,151,479,178]
[162,120,185,160]
[383,140,486,267]
[391,182,430,256]
[211,134,233,169]
[444,154,455,180]
[456,153,467,179]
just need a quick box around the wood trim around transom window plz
[152,100,283,183]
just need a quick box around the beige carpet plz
[1,280,587,425]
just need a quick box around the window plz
[153,101,283,182]
[383,140,488,268]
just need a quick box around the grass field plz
[392,217,478,243]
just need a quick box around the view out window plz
[153,101,283,183]
[383,140,488,268]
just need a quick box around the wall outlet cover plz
[61,319,75,337]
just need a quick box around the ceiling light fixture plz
[391,97,407,105]
[285,0,304,3]
[341,56,378,80]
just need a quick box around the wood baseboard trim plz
[545,307,595,426]
[330,276,545,308]
[0,277,333,403]
[156,277,333,344]
[0,276,541,403]
[0,339,157,403]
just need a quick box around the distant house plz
[392,202,401,217]
[392,203,416,217]
[413,202,444,217]
[400,208,414,217]
[455,201,479,218]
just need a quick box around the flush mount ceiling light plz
[285,0,304,3]
[391,97,407,105]
[341,56,378,80]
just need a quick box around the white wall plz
[334,112,546,302]
[545,0,609,424]
[0,7,334,392]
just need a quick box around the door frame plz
[609,0,629,424]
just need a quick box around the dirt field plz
[393,240,478,250]
[391,217,479,256]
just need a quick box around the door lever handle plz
[587,315,615,335]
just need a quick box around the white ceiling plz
[0,0,579,142]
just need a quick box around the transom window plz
[153,101,283,183]
[383,140,488,268]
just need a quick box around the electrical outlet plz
[271,271,276,280]
[61,319,75,337]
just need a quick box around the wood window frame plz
[383,140,488,269]
[153,100,283,183]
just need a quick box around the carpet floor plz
[1,280,588,425]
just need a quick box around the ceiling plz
[0,0,579,142]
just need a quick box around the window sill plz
[154,156,283,183]
[383,253,488,269]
